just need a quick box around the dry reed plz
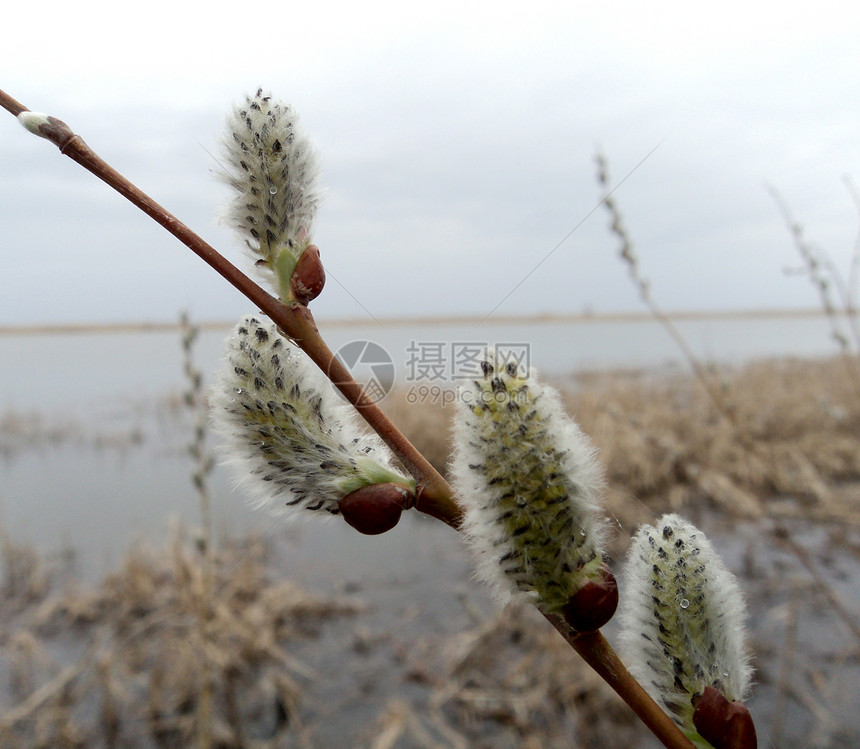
[0,527,362,748]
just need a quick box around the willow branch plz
[0,88,460,527]
[2,88,698,749]
[546,617,696,749]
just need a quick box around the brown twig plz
[0,89,26,116]
[546,618,696,749]
[843,175,860,335]
[0,88,460,529]
[772,524,860,643]
[770,585,799,749]
[1,89,698,749]
[179,313,215,749]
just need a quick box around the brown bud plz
[560,566,618,633]
[291,244,325,304]
[339,483,413,535]
[693,685,757,749]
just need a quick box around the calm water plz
[0,311,849,413]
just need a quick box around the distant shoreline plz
[0,308,853,337]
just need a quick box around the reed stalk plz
[179,312,215,749]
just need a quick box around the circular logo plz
[331,340,395,404]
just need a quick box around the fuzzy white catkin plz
[210,316,409,518]
[449,352,607,613]
[218,89,321,297]
[618,514,753,744]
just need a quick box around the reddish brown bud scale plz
[693,685,757,749]
[291,244,325,304]
[339,483,414,535]
[561,566,618,633]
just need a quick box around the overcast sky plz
[2,2,859,326]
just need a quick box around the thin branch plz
[0,89,26,116]
[1,89,699,749]
[595,151,737,419]
[547,619,696,749]
[769,185,860,394]
[0,87,460,528]
[772,524,860,643]
[842,174,860,342]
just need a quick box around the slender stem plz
[0,89,458,521]
[768,185,860,397]
[546,616,696,749]
[2,89,697,749]
[277,305,461,527]
[596,152,737,419]
[0,89,26,116]
[0,88,462,529]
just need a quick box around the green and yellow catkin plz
[210,316,412,519]
[619,514,753,747]
[218,89,322,302]
[450,353,609,619]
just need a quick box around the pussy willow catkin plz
[450,353,608,616]
[211,316,411,518]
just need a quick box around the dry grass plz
[0,525,362,749]
[0,411,145,456]
[1,526,641,749]
[404,606,640,749]
[361,608,640,749]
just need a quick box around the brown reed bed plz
[0,528,641,749]
[0,525,363,748]
[394,604,642,749]
[0,411,146,457]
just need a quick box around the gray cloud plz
[2,15,858,326]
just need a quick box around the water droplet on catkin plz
[269,186,278,194]
[680,598,690,609]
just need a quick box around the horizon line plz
[0,307,851,337]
